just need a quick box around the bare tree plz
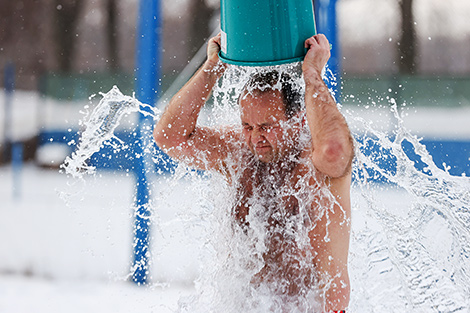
[106,0,119,71]
[0,2,15,46]
[398,0,416,74]
[54,0,84,72]
[188,0,216,57]
[0,0,48,89]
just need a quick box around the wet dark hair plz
[242,71,303,119]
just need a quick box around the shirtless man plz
[154,33,354,312]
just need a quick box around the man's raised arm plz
[153,34,230,171]
[302,34,353,312]
[302,34,354,179]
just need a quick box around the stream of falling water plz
[62,64,470,312]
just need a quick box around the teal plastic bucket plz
[219,0,316,66]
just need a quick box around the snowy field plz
[0,165,416,313]
[1,274,192,313]
[0,166,202,313]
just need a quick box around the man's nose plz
[251,127,265,143]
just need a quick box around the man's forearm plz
[154,61,223,150]
[305,75,354,178]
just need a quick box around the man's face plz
[240,90,294,163]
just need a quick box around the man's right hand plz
[302,34,331,85]
[206,32,225,69]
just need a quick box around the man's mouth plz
[255,145,271,153]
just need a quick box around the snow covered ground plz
[0,164,417,313]
[1,275,192,313]
[0,165,200,313]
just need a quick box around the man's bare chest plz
[232,162,318,228]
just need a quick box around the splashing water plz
[61,86,158,177]
[63,65,470,312]
[347,105,470,312]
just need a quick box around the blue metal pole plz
[314,0,340,98]
[133,0,161,285]
[3,62,15,163]
[12,142,23,201]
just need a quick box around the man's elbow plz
[317,140,354,178]
[153,124,193,161]
[153,124,168,150]
[153,124,182,153]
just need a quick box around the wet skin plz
[235,90,330,296]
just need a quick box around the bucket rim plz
[218,52,304,67]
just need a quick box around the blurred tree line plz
[398,0,416,74]
[0,0,218,91]
[0,0,469,91]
